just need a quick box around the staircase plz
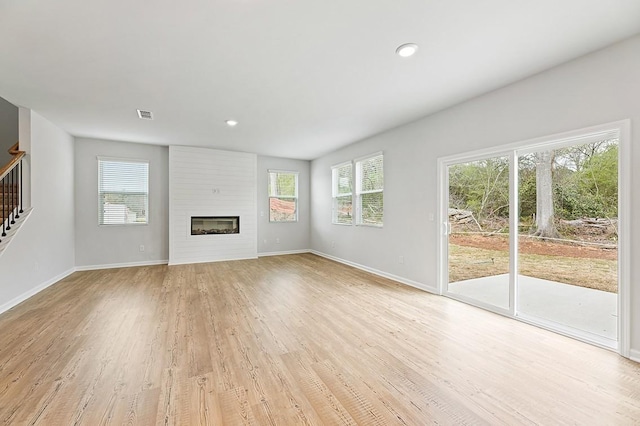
[1,183,19,226]
[0,142,26,249]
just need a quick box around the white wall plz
[74,138,169,269]
[169,146,257,265]
[0,110,75,312]
[310,35,640,353]
[0,96,18,165]
[257,156,310,255]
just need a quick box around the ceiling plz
[1,1,639,160]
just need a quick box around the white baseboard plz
[168,256,257,266]
[258,249,311,257]
[310,250,437,294]
[0,267,75,316]
[75,259,169,271]
[629,349,640,363]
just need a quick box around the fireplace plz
[191,216,239,235]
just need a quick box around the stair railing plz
[0,142,25,242]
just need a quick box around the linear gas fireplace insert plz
[191,216,239,235]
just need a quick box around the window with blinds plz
[268,170,298,222]
[98,158,149,225]
[356,153,383,226]
[331,162,353,224]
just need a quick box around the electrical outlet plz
[398,255,404,264]
[331,241,335,248]
[276,237,280,244]
[139,245,145,252]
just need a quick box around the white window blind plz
[98,158,149,225]
[268,170,298,222]
[356,153,383,226]
[331,162,353,224]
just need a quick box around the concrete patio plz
[448,274,617,340]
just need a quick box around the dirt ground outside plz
[449,234,618,293]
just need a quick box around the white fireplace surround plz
[169,146,257,265]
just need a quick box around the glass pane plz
[360,155,383,191]
[517,140,618,340]
[99,161,148,192]
[336,164,352,195]
[100,192,148,224]
[360,191,383,225]
[447,156,510,310]
[99,160,149,225]
[268,172,296,197]
[269,197,297,222]
[334,195,352,224]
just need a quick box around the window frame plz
[355,152,384,227]
[97,156,150,226]
[331,161,354,225]
[268,169,299,223]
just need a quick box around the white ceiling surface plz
[1,1,640,160]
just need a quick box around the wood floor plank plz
[0,253,639,425]
[280,351,357,425]
[188,373,223,426]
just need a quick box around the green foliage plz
[269,172,297,197]
[450,140,618,223]
[360,191,383,225]
[554,143,617,219]
[360,155,383,192]
[577,144,618,216]
[449,157,509,221]
[554,184,608,218]
[518,156,537,218]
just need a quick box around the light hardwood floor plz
[0,253,639,425]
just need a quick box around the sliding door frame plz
[437,120,630,357]
[438,150,516,318]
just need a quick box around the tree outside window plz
[331,162,353,225]
[268,170,298,222]
[356,153,383,226]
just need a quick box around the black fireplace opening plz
[191,216,240,235]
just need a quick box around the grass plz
[449,244,618,293]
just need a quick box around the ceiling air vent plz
[137,109,154,120]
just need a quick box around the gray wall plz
[74,138,169,268]
[0,96,18,165]
[0,110,75,312]
[310,35,640,354]
[257,156,310,254]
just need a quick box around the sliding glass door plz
[440,123,627,351]
[446,155,512,313]
[516,140,619,343]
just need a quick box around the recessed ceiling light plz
[225,119,238,127]
[395,43,418,58]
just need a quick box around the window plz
[331,162,353,224]
[98,158,149,225]
[268,170,298,222]
[356,153,383,226]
